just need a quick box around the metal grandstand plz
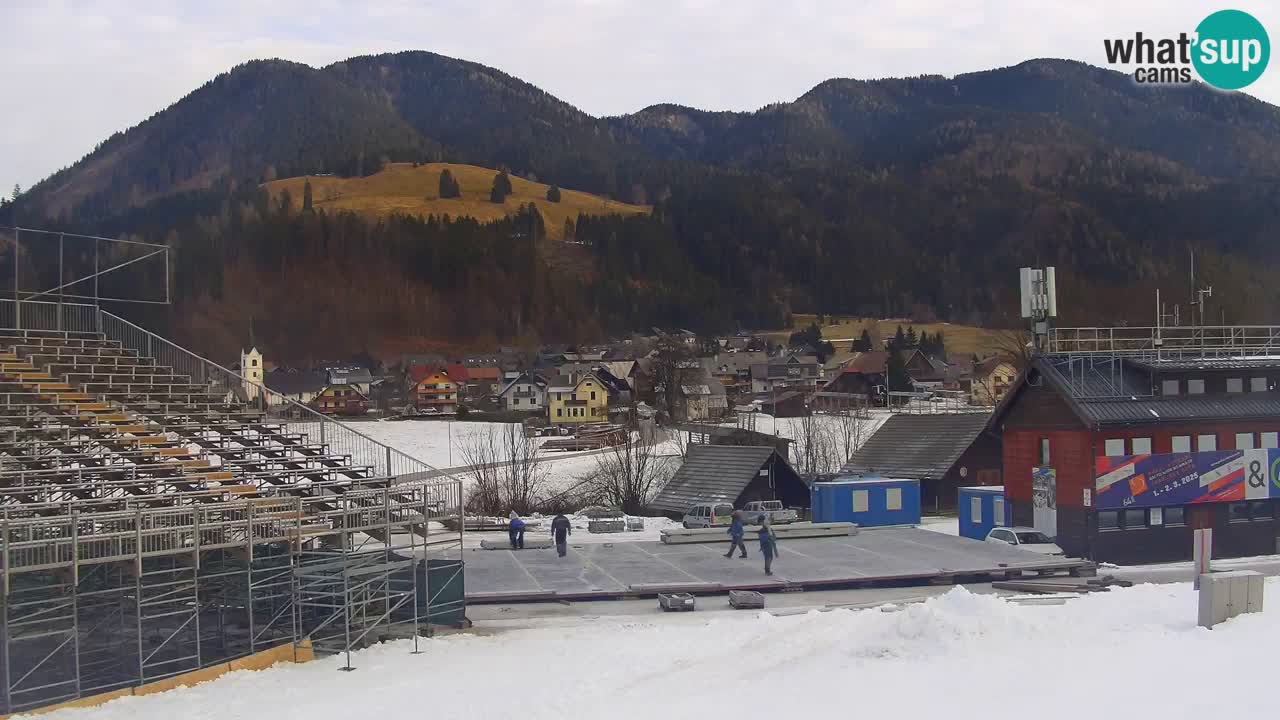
[0,228,464,714]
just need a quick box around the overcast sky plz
[3,0,1278,200]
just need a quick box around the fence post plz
[386,447,393,479]
[13,228,19,331]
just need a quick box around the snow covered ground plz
[46,580,1280,720]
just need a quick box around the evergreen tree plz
[302,180,314,212]
[887,350,913,393]
[852,329,873,352]
[934,330,947,358]
[906,325,918,348]
[439,169,461,198]
[892,325,906,350]
[490,171,512,204]
[10,184,19,202]
[546,184,562,203]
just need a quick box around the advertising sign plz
[1094,450,1280,510]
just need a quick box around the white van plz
[682,502,735,529]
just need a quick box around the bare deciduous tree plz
[584,428,673,514]
[830,401,870,467]
[459,426,502,515]
[459,423,546,515]
[499,422,545,515]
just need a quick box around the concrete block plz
[588,519,626,533]
[1199,570,1265,628]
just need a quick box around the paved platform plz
[465,527,1091,603]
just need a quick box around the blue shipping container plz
[958,486,1009,540]
[811,477,921,527]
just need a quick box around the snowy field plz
[44,580,1280,720]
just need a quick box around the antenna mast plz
[1020,267,1057,354]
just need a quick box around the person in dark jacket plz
[724,510,747,558]
[551,513,572,557]
[508,511,526,550]
[758,515,779,575]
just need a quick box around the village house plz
[497,371,548,412]
[263,369,327,406]
[674,368,730,422]
[547,373,609,425]
[966,357,1018,406]
[704,351,770,393]
[411,369,459,413]
[904,350,951,390]
[325,366,374,396]
[812,351,889,411]
[310,384,370,416]
[749,354,821,395]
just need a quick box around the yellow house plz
[547,373,608,424]
[969,357,1019,406]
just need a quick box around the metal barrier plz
[97,310,449,483]
[0,299,98,334]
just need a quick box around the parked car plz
[741,500,799,525]
[984,527,1064,555]
[682,502,736,529]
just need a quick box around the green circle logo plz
[1192,10,1270,90]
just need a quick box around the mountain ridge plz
[5,51,1280,360]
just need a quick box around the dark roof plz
[651,445,787,513]
[847,351,890,374]
[264,369,327,396]
[840,413,992,480]
[328,368,373,385]
[997,354,1280,429]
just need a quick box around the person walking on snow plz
[551,513,572,557]
[508,511,526,550]
[725,510,747,558]
[758,514,779,575]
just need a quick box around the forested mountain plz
[4,51,1280,363]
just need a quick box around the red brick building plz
[993,354,1280,564]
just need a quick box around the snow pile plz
[42,581,1280,720]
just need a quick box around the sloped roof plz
[468,366,502,381]
[1027,355,1280,427]
[651,445,784,513]
[847,351,890,374]
[328,368,374,385]
[840,413,992,480]
[264,369,327,396]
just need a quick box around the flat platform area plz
[465,527,1091,603]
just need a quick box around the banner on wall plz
[1094,450,1280,510]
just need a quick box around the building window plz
[885,488,903,511]
[1039,438,1051,465]
[852,490,869,513]
[1161,379,1179,395]
[1122,508,1147,529]
[1197,434,1217,452]
[557,408,563,417]
[1187,379,1205,395]
[1164,507,1186,526]
[1104,438,1126,457]
[970,497,982,523]
[1131,437,1152,455]
[252,359,259,367]
[1236,433,1256,450]
[1098,511,1120,531]
[1227,378,1244,393]
[591,391,596,401]
[1262,432,1278,449]
[1251,377,1268,392]
[1149,507,1163,526]
[1171,435,1192,453]
[1228,502,1251,523]
[1251,501,1273,521]
[992,497,1005,526]
[513,398,520,406]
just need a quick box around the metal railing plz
[1050,325,1280,358]
[0,299,98,334]
[96,310,452,483]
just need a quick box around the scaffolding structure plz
[0,227,466,715]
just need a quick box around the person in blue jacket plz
[724,509,747,558]
[758,514,779,575]
[508,511,526,550]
